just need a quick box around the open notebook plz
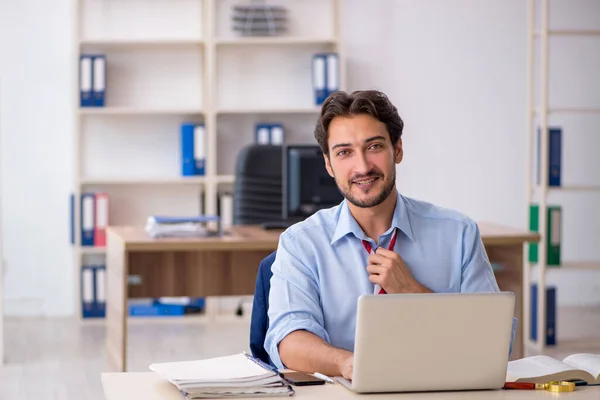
[149,353,294,399]
[506,353,600,385]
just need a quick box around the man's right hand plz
[339,354,353,380]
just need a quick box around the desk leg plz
[205,297,219,321]
[487,244,524,361]
[106,235,128,372]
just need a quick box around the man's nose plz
[354,151,370,174]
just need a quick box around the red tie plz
[362,228,398,294]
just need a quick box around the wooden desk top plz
[107,225,281,252]
[101,372,595,400]
[107,222,539,252]
[477,222,540,246]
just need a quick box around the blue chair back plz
[249,251,277,365]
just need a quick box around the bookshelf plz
[71,0,345,319]
[0,77,4,365]
[526,0,600,352]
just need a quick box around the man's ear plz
[395,138,403,164]
[324,153,334,178]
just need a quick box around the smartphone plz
[281,371,326,386]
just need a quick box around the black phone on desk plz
[281,372,326,386]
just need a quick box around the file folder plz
[79,55,93,107]
[548,128,561,187]
[326,53,339,97]
[181,123,206,176]
[269,124,284,145]
[531,284,556,345]
[255,124,271,145]
[312,54,327,105]
[81,266,94,318]
[92,55,106,107]
[94,264,106,318]
[69,193,75,244]
[80,193,95,246]
[536,127,562,187]
[528,204,561,266]
[94,193,109,247]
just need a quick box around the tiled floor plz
[0,306,599,400]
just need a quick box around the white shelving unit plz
[526,0,600,352]
[0,78,5,365]
[71,0,345,318]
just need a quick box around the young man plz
[264,90,502,380]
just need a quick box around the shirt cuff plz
[265,317,330,370]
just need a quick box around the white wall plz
[1,0,75,316]
[343,0,600,306]
[0,0,599,317]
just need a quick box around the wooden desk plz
[101,372,597,400]
[105,223,539,372]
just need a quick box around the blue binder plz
[548,128,561,187]
[255,123,271,145]
[79,54,93,107]
[531,284,556,345]
[93,264,106,318]
[269,123,284,145]
[80,193,95,246]
[312,54,327,105]
[325,52,339,97]
[69,193,74,244]
[181,123,206,176]
[536,127,562,187]
[81,266,95,318]
[92,55,106,107]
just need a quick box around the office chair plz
[249,251,277,365]
[232,144,284,225]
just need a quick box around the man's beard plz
[335,167,396,208]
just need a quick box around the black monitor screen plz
[283,145,344,220]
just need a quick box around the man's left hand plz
[366,248,432,294]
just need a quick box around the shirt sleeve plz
[460,218,500,293]
[264,230,331,370]
[461,219,517,356]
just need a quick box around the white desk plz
[101,372,598,399]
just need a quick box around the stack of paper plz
[149,353,294,399]
[145,215,222,238]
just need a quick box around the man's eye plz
[369,143,383,150]
[337,150,349,157]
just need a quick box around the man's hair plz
[314,90,404,156]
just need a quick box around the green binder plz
[529,204,561,266]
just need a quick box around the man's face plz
[324,114,402,208]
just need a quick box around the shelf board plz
[79,247,106,255]
[534,29,600,36]
[215,37,337,46]
[534,107,600,115]
[216,175,235,184]
[530,261,600,270]
[79,38,204,47]
[79,107,204,116]
[80,177,209,185]
[561,262,600,270]
[216,107,321,115]
[549,185,600,192]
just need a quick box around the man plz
[264,90,502,380]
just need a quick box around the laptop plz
[336,292,515,393]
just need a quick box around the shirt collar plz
[330,190,415,245]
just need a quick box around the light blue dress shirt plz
[265,190,516,369]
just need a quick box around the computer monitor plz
[282,145,344,221]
